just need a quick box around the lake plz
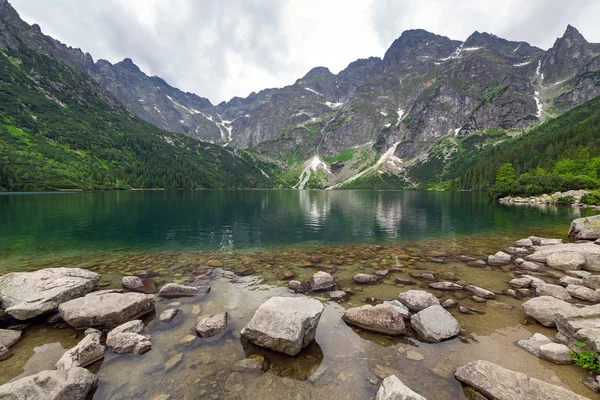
[0,190,597,399]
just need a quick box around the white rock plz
[55,330,104,369]
[158,283,210,298]
[122,276,144,289]
[428,282,462,290]
[516,238,534,247]
[398,290,440,312]
[106,320,151,355]
[196,312,228,338]
[539,343,572,364]
[509,278,531,288]
[241,296,323,356]
[352,273,379,284]
[569,215,600,240]
[411,305,460,343]
[0,329,21,348]
[310,271,335,291]
[536,283,572,301]
[342,304,406,335]
[583,275,600,290]
[517,333,552,356]
[0,368,98,399]
[376,375,426,400]
[158,308,180,323]
[522,296,577,327]
[558,276,584,287]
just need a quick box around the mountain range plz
[1,0,600,190]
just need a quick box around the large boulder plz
[522,296,577,327]
[566,284,600,302]
[310,271,335,291]
[106,320,151,355]
[59,292,155,330]
[376,375,426,400]
[0,368,98,400]
[0,268,100,320]
[555,303,600,352]
[398,290,440,312]
[546,253,586,271]
[410,305,460,343]
[55,330,105,369]
[455,360,587,400]
[342,304,406,335]
[241,296,323,356]
[196,312,228,338]
[569,215,600,240]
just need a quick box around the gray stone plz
[55,330,104,369]
[158,283,210,298]
[558,276,584,287]
[555,303,600,352]
[428,282,462,290]
[528,243,600,272]
[288,280,309,293]
[529,236,563,246]
[519,261,543,272]
[566,284,600,302]
[164,352,183,373]
[376,375,426,400]
[464,285,495,299]
[122,276,144,290]
[196,312,228,338]
[546,252,586,271]
[441,299,457,308]
[514,258,525,266]
[0,329,21,348]
[352,274,379,284]
[329,290,347,301]
[342,304,406,335]
[241,296,323,356]
[0,268,100,320]
[59,292,155,330]
[504,247,529,255]
[455,360,587,400]
[516,238,534,247]
[310,271,335,291]
[383,300,411,319]
[522,296,577,327]
[522,275,546,288]
[106,320,151,355]
[583,275,600,290]
[539,343,572,364]
[517,333,553,356]
[232,355,269,373]
[569,215,600,240]
[488,251,512,266]
[509,278,531,288]
[536,283,572,301]
[0,345,11,361]
[411,305,460,343]
[398,290,440,312]
[158,308,180,323]
[566,270,593,278]
[0,368,99,400]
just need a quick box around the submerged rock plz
[55,330,105,369]
[106,320,151,355]
[59,292,155,330]
[411,305,460,343]
[158,283,210,298]
[241,296,323,356]
[429,282,462,290]
[383,300,412,319]
[196,312,228,338]
[455,360,587,400]
[310,271,335,291]
[569,215,600,240]
[158,308,181,324]
[463,285,495,299]
[0,268,100,320]
[0,367,98,400]
[398,290,440,312]
[232,355,270,373]
[353,274,379,284]
[342,304,406,335]
[522,296,576,327]
[375,375,426,400]
[329,290,348,301]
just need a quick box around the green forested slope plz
[0,43,276,191]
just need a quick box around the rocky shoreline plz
[499,190,600,210]
[2,216,600,398]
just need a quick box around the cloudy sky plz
[11,0,600,104]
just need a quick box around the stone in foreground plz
[0,268,100,320]
[196,312,228,338]
[376,375,426,400]
[539,343,572,364]
[569,215,600,240]
[241,296,323,356]
[310,271,335,291]
[522,296,576,327]
[411,305,460,343]
[342,304,406,335]
[106,320,151,355]
[536,283,572,301]
[398,290,440,312]
[59,292,155,330]
[455,360,587,400]
[0,367,98,400]
[55,329,105,369]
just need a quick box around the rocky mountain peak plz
[301,66,333,80]
[562,24,587,43]
[383,29,460,63]
[116,58,142,72]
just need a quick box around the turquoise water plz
[0,190,594,260]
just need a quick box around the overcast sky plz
[10,0,600,104]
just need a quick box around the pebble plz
[406,351,424,361]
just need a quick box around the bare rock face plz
[0,367,99,400]
[342,304,406,335]
[522,296,577,327]
[241,296,324,356]
[55,330,105,369]
[398,290,440,312]
[0,268,100,320]
[310,271,336,291]
[59,292,155,330]
[376,375,426,400]
[195,312,228,338]
[455,360,587,400]
[106,320,151,355]
[410,305,460,343]
[569,215,600,240]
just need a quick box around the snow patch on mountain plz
[295,155,331,189]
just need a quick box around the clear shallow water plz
[1,190,598,398]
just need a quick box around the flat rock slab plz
[0,268,100,320]
[455,360,587,400]
[59,292,155,330]
[0,367,98,400]
[342,304,406,335]
[241,296,323,356]
[0,329,21,348]
[522,296,577,327]
[376,375,426,400]
[528,243,600,271]
[411,305,460,343]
